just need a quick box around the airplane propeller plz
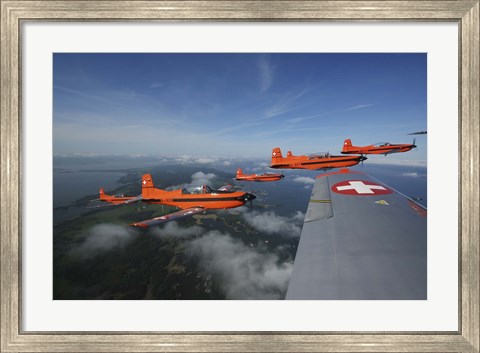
[360,154,366,168]
[412,138,418,152]
[244,192,256,209]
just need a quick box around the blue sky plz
[53,53,427,162]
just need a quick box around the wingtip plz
[129,222,149,228]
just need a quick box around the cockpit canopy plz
[181,185,213,194]
[307,152,331,159]
[373,142,391,147]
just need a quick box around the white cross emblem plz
[336,181,386,194]
[143,180,147,185]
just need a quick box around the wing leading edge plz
[286,169,427,300]
[130,207,205,228]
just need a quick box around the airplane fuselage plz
[341,139,416,155]
[236,173,284,182]
[143,188,254,209]
[270,155,365,170]
[342,144,415,155]
[95,174,256,227]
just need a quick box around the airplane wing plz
[129,207,205,228]
[286,169,427,300]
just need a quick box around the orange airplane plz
[270,147,366,170]
[341,139,417,156]
[235,168,284,182]
[95,173,255,227]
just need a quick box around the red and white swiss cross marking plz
[331,180,392,196]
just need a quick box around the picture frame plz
[1,1,478,352]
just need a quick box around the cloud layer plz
[292,176,316,184]
[187,231,292,299]
[191,171,217,185]
[75,223,136,258]
[402,172,419,177]
[150,221,204,238]
[237,209,305,238]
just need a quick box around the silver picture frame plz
[1,1,478,352]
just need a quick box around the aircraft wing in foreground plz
[286,168,427,300]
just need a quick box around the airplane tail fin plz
[236,168,243,178]
[99,187,117,202]
[271,147,283,165]
[141,173,156,198]
[342,139,353,153]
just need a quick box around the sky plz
[53,53,427,162]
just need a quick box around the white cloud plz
[175,155,197,164]
[191,171,217,185]
[292,211,306,222]
[196,158,216,164]
[241,210,304,238]
[250,161,269,172]
[187,231,292,299]
[286,104,373,124]
[150,221,204,238]
[75,223,137,258]
[149,82,164,88]
[165,183,185,191]
[165,171,219,189]
[258,55,275,93]
[174,155,226,166]
[344,103,374,111]
[264,89,307,119]
[402,172,419,177]
[292,176,315,184]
